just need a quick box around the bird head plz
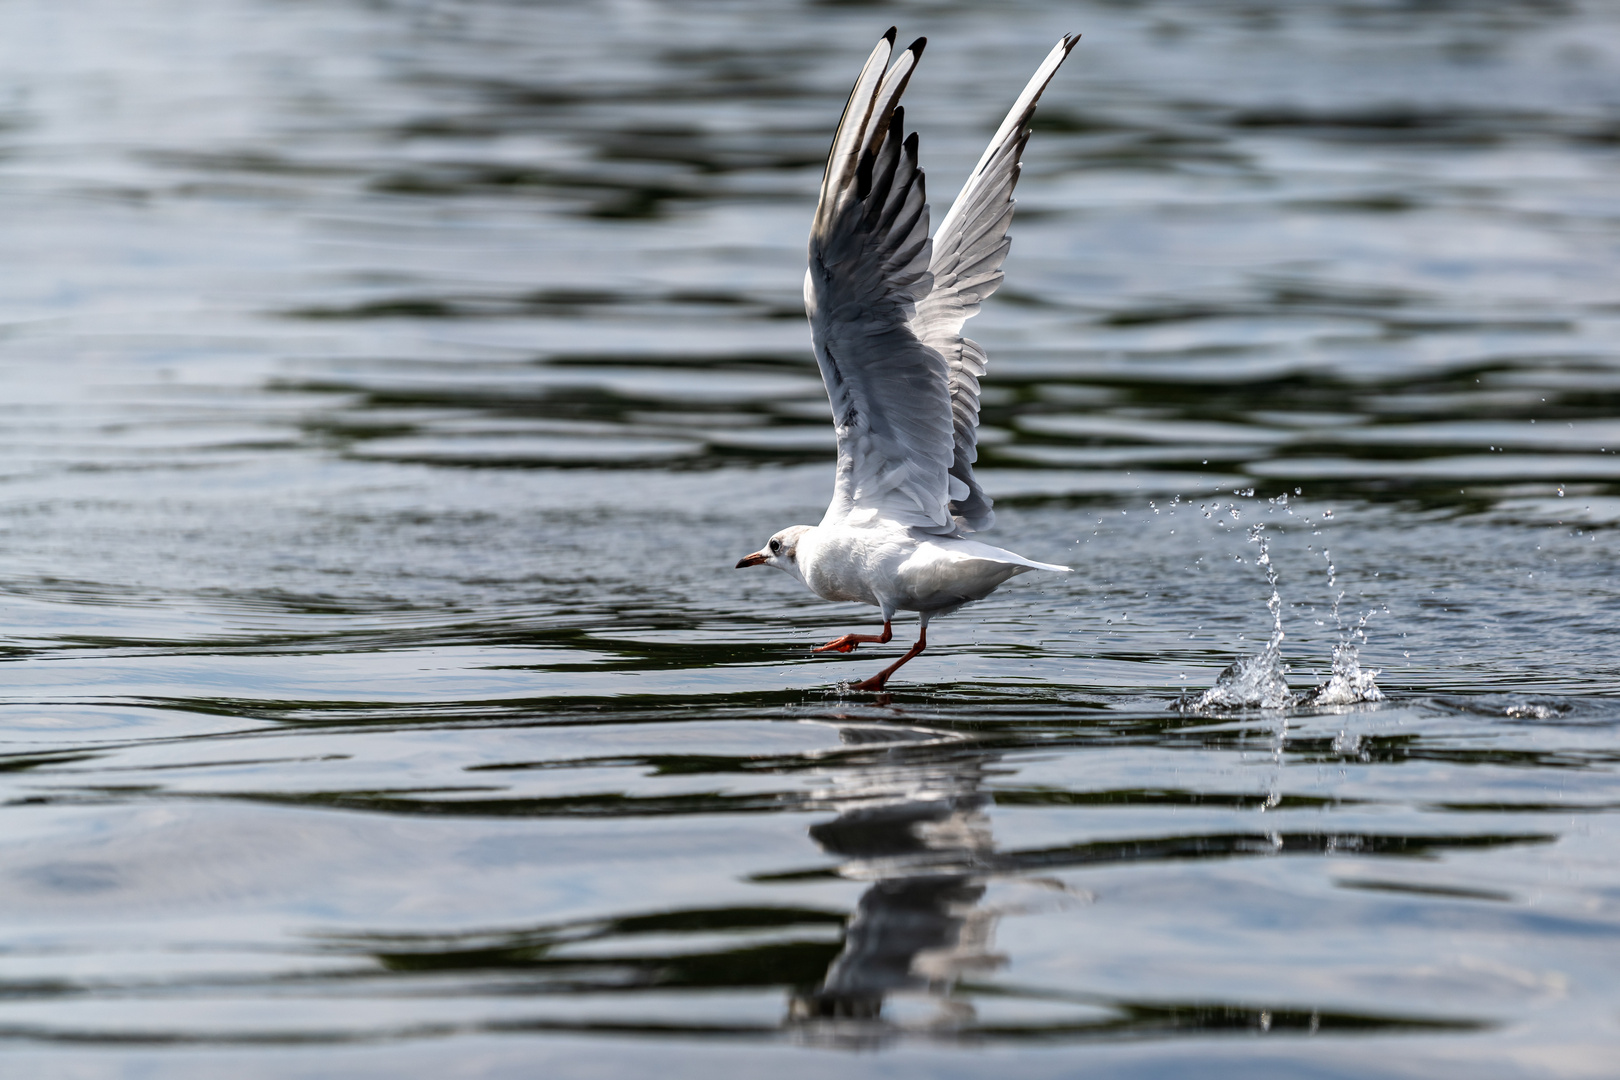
[735,525,811,576]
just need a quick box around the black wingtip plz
[882,26,897,46]
[907,36,927,59]
[1063,32,1081,51]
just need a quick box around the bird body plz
[738,28,1079,690]
[771,521,1068,620]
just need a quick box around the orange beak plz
[735,551,768,568]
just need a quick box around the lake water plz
[1,0,1618,1076]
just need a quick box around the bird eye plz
[769,539,781,554]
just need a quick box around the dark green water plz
[1,1,1618,1076]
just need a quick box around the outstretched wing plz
[806,31,958,533]
[911,34,1079,532]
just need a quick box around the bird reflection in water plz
[786,719,1030,1045]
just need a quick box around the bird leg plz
[813,621,892,654]
[850,628,927,692]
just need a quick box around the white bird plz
[737,28,1078,691]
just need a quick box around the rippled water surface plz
[2,1,1619,1076]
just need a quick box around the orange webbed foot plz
[848,627,927,693]
[812,622,892,655]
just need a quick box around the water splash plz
[1177,524,1295,711]
[1177,516,1384,712]
[1302,612,1384,707]
[1181,652,1296,711]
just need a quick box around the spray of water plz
[1177,524,1295,710]
[1175,503,1383,713]
[1302,609,1384,706]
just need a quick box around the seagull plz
[736,28,1078,691]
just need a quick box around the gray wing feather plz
[911,34,1079,532]
[807,33,959,532]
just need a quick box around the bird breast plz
[798,526,893,606]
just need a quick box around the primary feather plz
[915,35,1080,532]
[806,30,1079,535]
